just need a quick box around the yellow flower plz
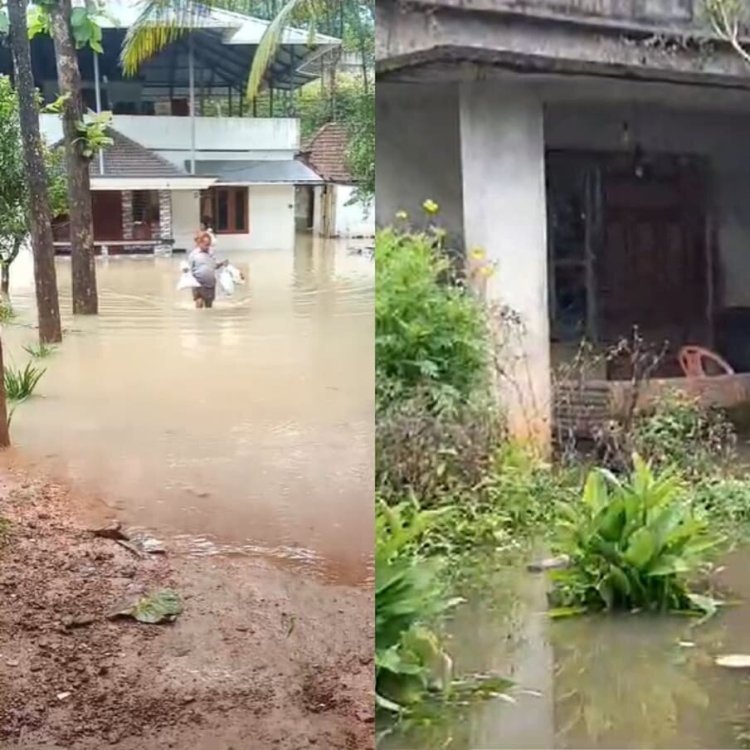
[395,210,408,221]
[469,247,486,261]
[479,265,495,278]
[422,199,439,215]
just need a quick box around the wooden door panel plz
[92,191,123,242]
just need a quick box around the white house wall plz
[170,185,295,253]
[171,190,201,252]
[334,185,374,238]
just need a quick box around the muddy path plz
[0,468,374,749]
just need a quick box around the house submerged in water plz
[1,0,335,254]
[377,0,750,446]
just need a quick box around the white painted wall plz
[460,82,551,447]
[170,185,295,252]
[38,114,299,155]
[171,190,201,252]
[334,185,374,238]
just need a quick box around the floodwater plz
[379,548,750,749]
[1,236,374,584]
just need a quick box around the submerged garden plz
[375,205,750,749]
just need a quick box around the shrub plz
[375,227,489,412]
[376,392,504,504]
[551,456,721,615]
[4,362,46,401]
[632,393,736,476]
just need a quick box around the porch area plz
[377,74,750,442]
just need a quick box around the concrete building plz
[377,0,750,445]
[297,123,375,239]
[3,0,336,254]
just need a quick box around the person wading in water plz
[188,231,227,309]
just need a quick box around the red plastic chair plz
[678,346,734,378]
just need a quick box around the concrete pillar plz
[156,190,173,255]
[459,82,551,448]
[121,190,133,240]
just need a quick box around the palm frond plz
[245,0,308,101]
[120,0,218,76]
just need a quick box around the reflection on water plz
[2,236,373,584]
[380,549,750,749]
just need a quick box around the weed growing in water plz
[22,343,57,359]
[4,362,46,401]
[551,456,721,616]
[0,299,15,322]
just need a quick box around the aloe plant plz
[551,456,722,615]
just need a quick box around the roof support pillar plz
[188,35,196,174]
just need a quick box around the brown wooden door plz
[598,159,709,370]
[92,191,123,242]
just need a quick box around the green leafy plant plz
[23,342,57,359]
[4,362,46,401]
[376,226,489,412]
[75,111,113,159]
[376,499,460,712]
[551,456,721,615]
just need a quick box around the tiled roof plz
[55,129,188,179]
[299,122,352,184]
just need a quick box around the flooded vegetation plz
[2,237,374,583]
[375,218,750,749]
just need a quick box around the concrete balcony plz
[39,114,301,165]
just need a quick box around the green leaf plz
[110,588,183,624]
[646,554,690,577]
[625,527,656,568]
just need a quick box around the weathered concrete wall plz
[377,0,750,88]
[376,83,464,239]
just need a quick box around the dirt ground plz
[0,467,374,749]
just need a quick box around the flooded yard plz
[379,548,750,749]
[1,236,374,584]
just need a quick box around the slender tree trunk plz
[0,336,10,447]
[1,263,10,297]
[7,0,63,345]
[50,0,98,315]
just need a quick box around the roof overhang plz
[190,159,324,185]
[91,176,216,191]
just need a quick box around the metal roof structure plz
[191,159,323,184]
[0,1,339,93]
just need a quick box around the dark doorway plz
[547,150,711,378]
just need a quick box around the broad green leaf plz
[646,554,690,577]
[625,527,656,568]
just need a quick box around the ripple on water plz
[4,239,374,585]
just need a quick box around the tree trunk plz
[50,0,98,315]
[2,263,10,297]
[0,336,10,447]
[6,0,63,344]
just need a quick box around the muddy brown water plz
[1,237,373,585]
[379,547,750,749]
